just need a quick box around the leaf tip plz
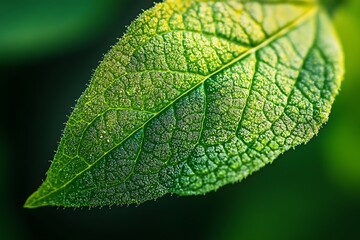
[23,192,42,209]
[23,182,55,209]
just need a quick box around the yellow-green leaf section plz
[24,0,344,208]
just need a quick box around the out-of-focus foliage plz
[321,0,360,192]
[0,0,122,62]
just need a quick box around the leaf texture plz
[24,0,344,208]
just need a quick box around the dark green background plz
[1,0,359,239]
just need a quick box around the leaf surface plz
[24,0,344,208]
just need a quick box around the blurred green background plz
[1,0,359,239]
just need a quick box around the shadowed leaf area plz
[25,0,344,208]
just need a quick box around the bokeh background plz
[1,0,359,239]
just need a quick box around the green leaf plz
[24,0,344,208]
